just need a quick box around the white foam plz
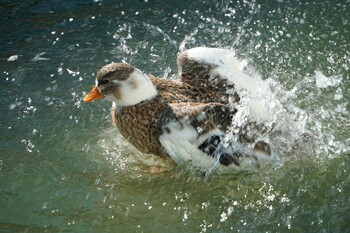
[315,71,342,88]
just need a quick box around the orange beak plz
[83,85,104,102]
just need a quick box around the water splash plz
[94,52,348,175]
[95,127,173,175]
[85,0,349,175]
[262,70,349,161]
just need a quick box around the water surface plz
[1,0,349,232]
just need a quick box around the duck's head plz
[83,63,158,106]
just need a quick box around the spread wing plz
[177,47,272,120]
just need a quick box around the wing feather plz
[177,47,272,120]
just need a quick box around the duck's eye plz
[99,79,110,85]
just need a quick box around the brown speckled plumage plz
[88,48,272,168]
[97,63,134,81]
[178,53,240,104]
[112,95,172,158]
[112,76,237,158]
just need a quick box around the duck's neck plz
[112,69,158,107]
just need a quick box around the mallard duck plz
[84,47,273,172]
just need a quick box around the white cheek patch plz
[114,71,158,106]
[104,95,118,103]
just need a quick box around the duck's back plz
[149,76,239,106]
[111,75,237,160]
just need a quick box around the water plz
[1,0,349,232]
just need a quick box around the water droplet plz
[7,55,18,61]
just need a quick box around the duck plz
[84,47,274,172]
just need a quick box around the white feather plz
[185,47,273,121]
[159,121,215,171]
[159,121,264,173]
[107,69,158,106]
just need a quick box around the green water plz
[1,0,349,232]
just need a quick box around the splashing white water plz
[258,70,348,161]
[96,50,348,174]
[206,66,348,175]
